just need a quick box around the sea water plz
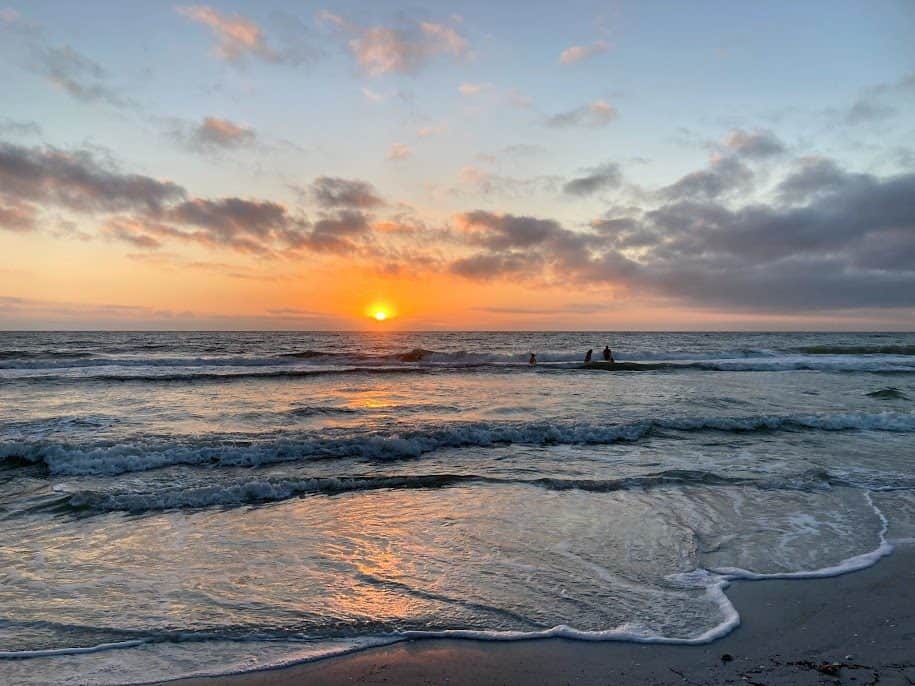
[1,331,914,684]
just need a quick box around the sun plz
[365,301,397,322]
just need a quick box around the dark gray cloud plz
[450,252,542,280]
[659,156,753,201]
[309,177,384,209]
[0,141,313,256]
[722,129,786,159]
[448,162,915,312]
[164,197,307,254]
[658,129,786,201]
[449,210,592,280]
[775,157,866,204]
[0,142,185,213]
[300,210,372,254]
[563,162,622,196]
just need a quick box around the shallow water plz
[1,331,914,684]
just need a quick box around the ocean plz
[1,331,914,684]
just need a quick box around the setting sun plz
[364,300,397,323]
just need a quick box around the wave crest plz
[3,410,913,477]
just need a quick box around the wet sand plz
[158,543,915,686]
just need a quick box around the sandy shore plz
[161,544,915,686]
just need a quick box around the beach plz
[165,544,915,686]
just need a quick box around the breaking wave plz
[57,468,858,514]
[4,345,915,381]
[796,344,915,356]
[4,410,913,477]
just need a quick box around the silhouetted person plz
[528,353,537,365]
[602,346,615,363]
[584,349,593,363]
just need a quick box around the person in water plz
[528,353,537,365]
[584,349,593,362]
[602,346,615,363]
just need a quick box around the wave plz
[9,367,430,383]
[796,344,915,356]
[4,410,914,477]
[58,468,849,514]
[0,350,94,361]
[4,345,915,380]
[285,405,359,417]
[866,387,910,400]
[7,360,915,384]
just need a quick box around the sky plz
[0,0,913,330]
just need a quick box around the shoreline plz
[157,543,915,686]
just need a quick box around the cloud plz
[450,252,540,280]
[656,129,787,201]
[0,141,185,213]
[546,100,617,128]
[456,166,561,197]
[177,5,274,62]
[458,82,491,95]
[165,197,305,254]
[309,177,384,209]
[775,157,864,204]
[563,162,622,196]
[475,303,607,315]
[446,158,915,312]
[177,5,316,65]
[300,210,371,253]
[722,129,786,159]
[659,155,753,201]
[328,15,469,76]
[842,70,915,125]
[0,199,37,232]
[0,140,316,256]
[27,42,128,106]
[178,116,257,152]
[559,40,609,65]
[101,218,162,249]
[1,9,129,106]
[387,142,413,160]
[0,118,41,136]
[449,210,590,280]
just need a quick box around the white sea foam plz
[712,492,894,580]
[0,639,146,658]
